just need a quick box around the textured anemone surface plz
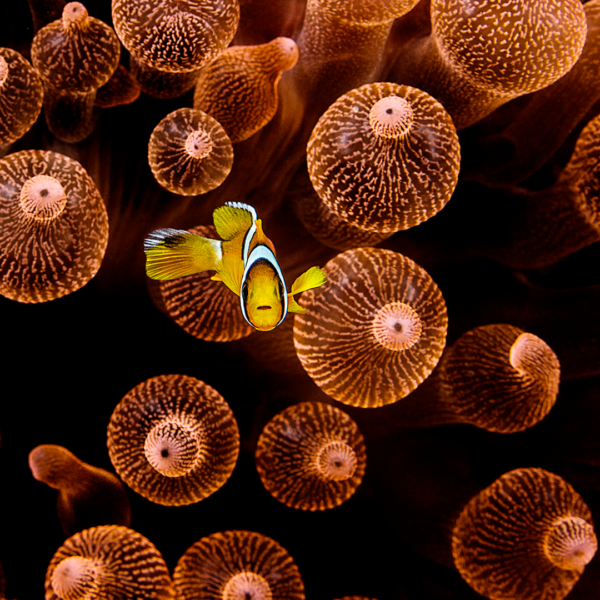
[107,374,239,506]
[31,2,120,92]
[112,0,240,73]
[45,525,175,600]
[561,112,600,230]
[148,108,234,195]
[193,37,298,143]
[313,0,419,24]
[0,47,43,147]
[439,324,561,433]
[452,468,597,600]
[0,150,109,303]
[173,530,305,600]
[293,247,447,408]
[307,82,460,233]
[432,0,587,96]
[255,401,366,511]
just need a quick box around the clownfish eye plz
[242,281,249,302]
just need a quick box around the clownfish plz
[143,202,327,332]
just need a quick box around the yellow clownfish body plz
[143,202,326,331]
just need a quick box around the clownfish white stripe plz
[242,221,258,264]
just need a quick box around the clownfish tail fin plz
[144,228,221,280]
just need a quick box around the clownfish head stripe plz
[240,244,288,330]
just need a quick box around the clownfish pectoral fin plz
[287,296,306,314]
[213,253,245,296]
[290,266,327,296]
[287,266,327,313]
[212,202,257,242]
[144,228,222,280]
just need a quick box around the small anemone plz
[148,108,233,195]
[255,401,367,510]
[452,468,597,600]
[173,530,305,600]
[107,374,239,506]
[0,150,109,303]
[307,82,460,233]
[293,247,448,408]
[45,525,175,600]
[438,324,561,433]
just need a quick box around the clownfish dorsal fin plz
[213,202,257,242]
[144,228,222,280]
[287,266,327,313]
[212,252,244,296]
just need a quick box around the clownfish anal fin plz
[213,202,257,241]
[144,228,221,280]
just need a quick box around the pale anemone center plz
[509,332,557,378]
[372,301,422,351]
[222,572,272,600]
[543,516,598,571]
[144,419,201,477]
[315,440,357,481]
[185,129,213,160]
[51,556,100,600]
[273,37,299,70]
[20,174,68,221]
[369,95,414,139]
[62,2,88,28]
[0,56,8,88]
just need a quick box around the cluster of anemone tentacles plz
[1,0,600,599]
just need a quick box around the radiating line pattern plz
[45,525,175,600]
[452,468,597,600]
[0,150,109,303]
[107,374,239,506]
[174,530,305,600]
[293,247,447,408]
[148,108,233,196]
[438,324,561,433]
[255,401,366,510]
